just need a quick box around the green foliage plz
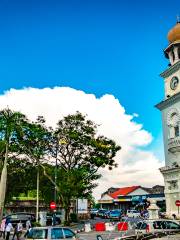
[48,112,121,223]
[32,222,41,227]
[93,203,100,209]
[0,109,120,225]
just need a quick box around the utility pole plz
[36,167,39,222]
[54,139,58,203]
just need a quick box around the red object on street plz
[95,222,106,231]
[50,201,56,210]
[117,222,128,231]
[175,200,180,206]
[146,224,150,233]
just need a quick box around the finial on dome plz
[177,15,180,23]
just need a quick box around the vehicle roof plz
[138,219,180,223]
[6,212,34,216]
[30,226,72,230]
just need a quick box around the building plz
[156,20,180,216]
[98,185,165,212]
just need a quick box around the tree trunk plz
[65,207,70,226]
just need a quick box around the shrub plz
[33,222,41,227]
[70,213,78,223]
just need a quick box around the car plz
[97,209,107,218]
[158,211,167,219]
[135,219,180,235]
[104,210,111,219]
[46,213,61,226]
[141,210,149,219]
[108,210,122,220]
[90,209,99,219]
[5,212,36,228]
[126,209,141,218]
[27,226,79,240]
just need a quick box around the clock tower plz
[156,20,180,216]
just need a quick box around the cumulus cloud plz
[0,87,164,199]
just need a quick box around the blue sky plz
[0,0,179,156]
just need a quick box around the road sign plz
[50,201,56,210]
[175,200,180,206]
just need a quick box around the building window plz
[172,50,175,61]
[178,47,180,59]
[174,126,179,137]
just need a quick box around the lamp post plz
[0,141,9,221]
[54,141,58,204]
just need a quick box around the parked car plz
[90,209,99,219]
[135,219,180,235]
[104,210,111,219]
[97,209,107,218]
[108,210,122,220]
[46,213,61,226]
[158,211,167,219]
[27,226,78,240]
[126,209,141,218]
[5,212,36,228]
[141,210,149,219]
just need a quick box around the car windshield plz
[136,222,147,230]
[111,210,120,214]
[99,210,106,213]
[27,229,48,239]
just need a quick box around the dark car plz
[104,210,111,219]
[97,209,107,218]
[5,212,36,228]
[46,213,61,226]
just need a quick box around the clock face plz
[170,76,179,90]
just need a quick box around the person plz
[5,219,13,240]
[0,218,6,239]
[52,214,56,226]
[12,221,23,240]
[24,218,31,238]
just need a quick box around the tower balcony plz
[168,136,180,153]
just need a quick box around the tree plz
[6,158,37,202]
[20,116,52,221]
[44,112,121,224]
[0,108,28,219]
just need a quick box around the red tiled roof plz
[109,186,140,199]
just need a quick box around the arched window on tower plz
[172,50,175,62]
[167,111,180,139]
[175,126,179,137]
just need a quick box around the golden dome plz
[168,22,180,43]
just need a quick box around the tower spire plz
[177,14,180,23]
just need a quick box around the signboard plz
[175,200,180,206]
[50,201,56,210]
[77,199,88,214]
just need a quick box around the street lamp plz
[54,140,58,204]
[0,143,8,221]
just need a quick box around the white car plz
[135,219,180,235]
[27,226,79,240]
[126,209,141,218]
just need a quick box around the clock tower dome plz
[156,20,180,216]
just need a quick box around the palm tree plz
[0,108,27,220]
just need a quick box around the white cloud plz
[0,87,164,199]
